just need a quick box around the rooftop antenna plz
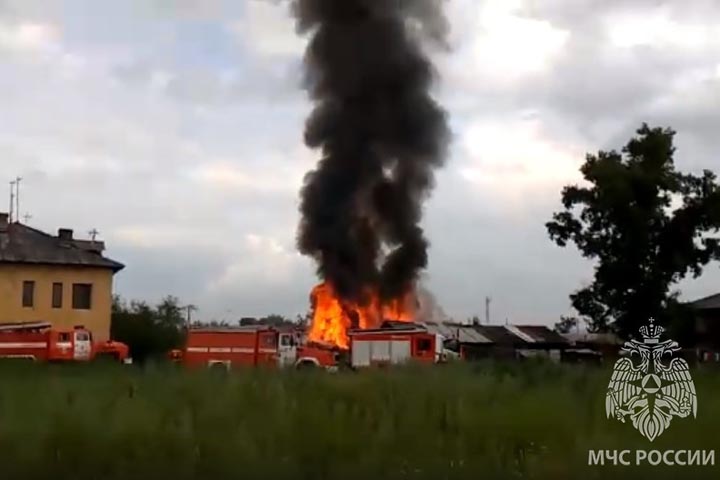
[14,176,22,224]
[22,213,32,224]
[88,228,100,241]
[485,296,491,325]
[9,180,16,222]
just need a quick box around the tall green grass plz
[0,361,717,479]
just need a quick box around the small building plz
[0,213,124,341]
[507,325,571,362]
[687,293,720,361]
[423,321,570,362]
[561,331,622,364]
[467,325,528,360]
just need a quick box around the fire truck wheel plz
[95,352,120,363]
[208,361,231,372]
[296,360,317,370]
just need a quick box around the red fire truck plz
[0,322,131,363]
[347,324,443,367]
[177,325,337,370]
[175,323,444,370]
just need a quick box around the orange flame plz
[307,282,415,349]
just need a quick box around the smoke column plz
[293,0,450,304]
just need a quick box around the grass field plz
[0,361,717,479]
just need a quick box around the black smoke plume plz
[293,0,450,304]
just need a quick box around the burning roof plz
[307,282,415,349]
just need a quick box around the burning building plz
[293,0,450,348]
[307,282,416,349]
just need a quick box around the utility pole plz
[485,296,491,325]
[184,304,198,329]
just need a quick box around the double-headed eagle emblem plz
[606,318,697,441]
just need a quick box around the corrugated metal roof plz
[513,325,569,344]
[423,322,454,338]
[0,223,124,272]
[422,322,493,344]
[459,326,492,344]
[474,325,527,345]
[422,322,570,346]
[563,332,622,345]
[504,325,538,343]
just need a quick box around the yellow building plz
[0,213,124,341]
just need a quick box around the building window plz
[52,283,63,308]
[72,284,92,310]
[22,281,35,307]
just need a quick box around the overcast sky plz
[2,0,719,324]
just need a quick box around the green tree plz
[261,314,292,327]
[554,316,578,334]
[546,124,720,338]
[111,295,186,363]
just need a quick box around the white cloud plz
[445,0,569,84]
[0,22,60,52]
[229,1,305,57]
[149,69,174,90]
[0,19,87,79]
[607,10,717,50]
[191,159,306,194]
[207,233,303,293]
[458,116,583,207]
[111,225,232,251]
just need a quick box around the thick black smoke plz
[293,0,450,304]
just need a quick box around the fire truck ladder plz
[0,321,52,332]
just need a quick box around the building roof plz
[511,325,570,344]
[0,221,124,272]
[475,325,529,345]
[562,331,623,345]
[423,322,568,347]
[424,322,494,344]
[688,293,720,311]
